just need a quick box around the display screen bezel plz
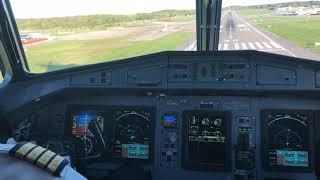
[261,109,314,172]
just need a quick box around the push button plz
[167,156,172,161]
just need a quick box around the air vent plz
[201,66,208,78]
[211,64,216,77]
[90,78,96,83]
[192,63,198,80]
[71,70,112,86]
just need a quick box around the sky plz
[9,0,312,18]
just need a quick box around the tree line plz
[16,10,195,30]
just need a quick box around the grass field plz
[235,8,320,55]
[257,16,320,53]
[26,31,193,73]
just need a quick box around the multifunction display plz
[261,110,313,170]
[112,108,154,161]
[182,111,230,170]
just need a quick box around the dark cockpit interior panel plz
[1,51,320,180]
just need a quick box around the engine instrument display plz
[112,108,154,162]
[182,111,230,170]
[262,110,313,170]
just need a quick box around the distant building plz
[275,6,320,16]
[20,34,31,40]
[276,6,298,16]
[28,33,48,39]
[310,7,320,15]
[19,32,50,45]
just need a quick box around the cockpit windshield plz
[9,0,320,73]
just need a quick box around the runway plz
[185,11,320,60]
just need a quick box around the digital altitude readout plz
[262,110,313,170]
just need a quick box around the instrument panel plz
[5,90,317,180]
[49,95,318,180]
[6,51,320,179]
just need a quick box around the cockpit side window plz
[0,44,6,85]
[0,74,3,85]
[0,64,3,84]
[0,40,13,87]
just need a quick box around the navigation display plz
[261,110,313,170]
[182,111,230,170]
[112,108,154,162]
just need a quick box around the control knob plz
[169,133,177,143]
